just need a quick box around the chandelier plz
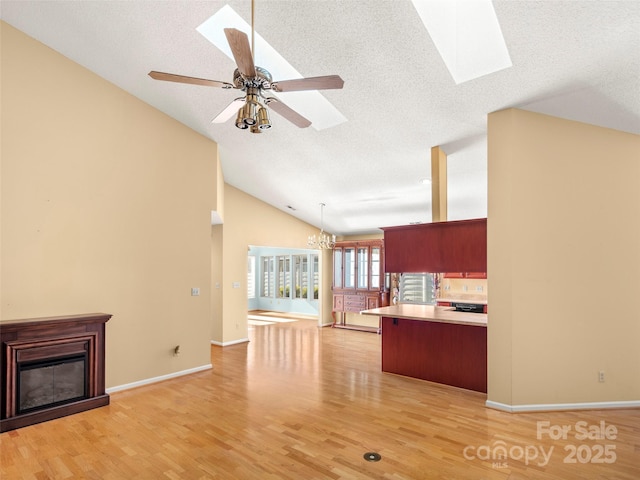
[307,203,336,249]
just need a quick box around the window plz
[277,255,291,298]
[247,255,256,299]
[261,256,274,297]
[311,254,319,299]
[293,255,308,299]
[399,273,436,304]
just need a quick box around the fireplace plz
[1,313,111,432]
[18,353,88,414]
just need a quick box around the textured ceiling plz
[2,1,639,235]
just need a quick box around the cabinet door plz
[370,246,381,290]
[383,218,486,273]
[333,294,344,312]
[366,295,379,310]
[333,248,343,288]
[357,246,369,289]
[344,247,355,289]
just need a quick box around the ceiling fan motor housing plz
[233,67,273,91]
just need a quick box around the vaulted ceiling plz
[2,1,639,235]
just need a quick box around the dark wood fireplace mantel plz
[1,313,111,432]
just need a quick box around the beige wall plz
[211,224,224,341]
[215,185,332,344]
[336,233,384,242]
[1,22,218,388]
[487,108,640,408]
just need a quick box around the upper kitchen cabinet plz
[382,218,487,273]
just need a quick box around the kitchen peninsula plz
[362,302,487,393]
[372,218,488,393]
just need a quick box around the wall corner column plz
[431,146,448,222]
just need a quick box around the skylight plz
[197,5,347,130]
[411,0,512,84]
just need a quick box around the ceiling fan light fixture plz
[241,102,257,125]
[257,107,271,129]
[250,125,262,134]
[235,109,249,129]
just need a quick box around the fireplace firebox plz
[18,353,88,414]
[1,313,111,432]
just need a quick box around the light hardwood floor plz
[1,319,639,479]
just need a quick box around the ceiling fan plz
[148,1,344,133]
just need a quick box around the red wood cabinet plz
[443,272,487,279]
[381,317,487,393]
[332,240,388,313]
[443,272,465,278]
[465,272,487,279]
[382,218,487,273]
[332,240,389,332]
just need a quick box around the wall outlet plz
[598,371,605,383]
[476,286,483,292]
[463,285,468,292]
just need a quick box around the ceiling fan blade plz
[212,98,246,124]
[271,75,344,93]
[224,28,256,78]
[266,99,311,128]
[148,71,233,89]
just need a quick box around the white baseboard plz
[210,337,249,347]
[106,364,212,394]
[486,399,640,413]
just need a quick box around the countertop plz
[360,304,487,327]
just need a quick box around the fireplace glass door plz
[17,355,88,414]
